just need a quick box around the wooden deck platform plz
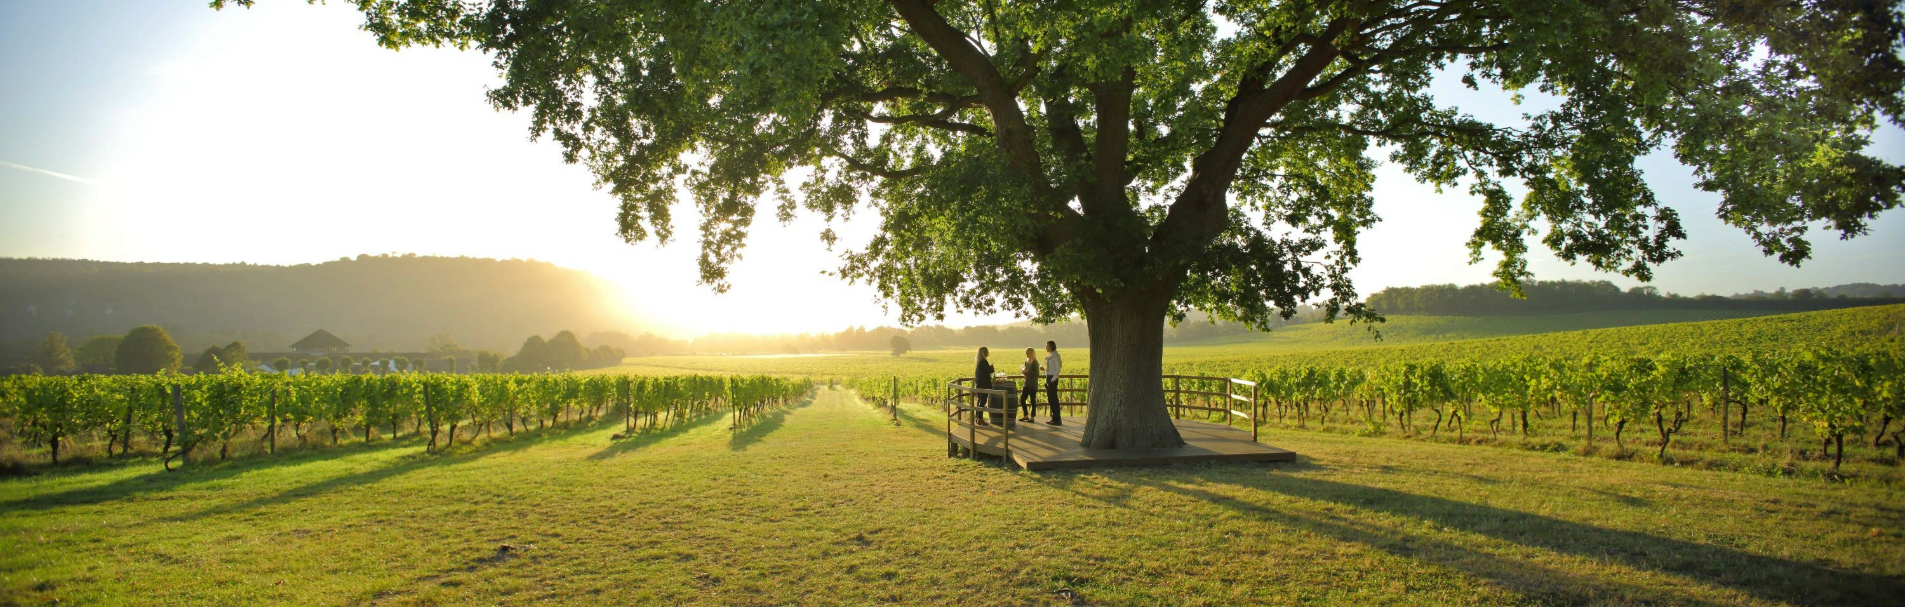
[948,415,1297,471]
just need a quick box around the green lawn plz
[4,386,1900,606]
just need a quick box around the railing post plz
[971,391,980,460]
[1252,382,1260,443]
[1225,381,1233,425]
[1001,392,1011,461]
[1172,375,1181,419]
[946,383,954,458]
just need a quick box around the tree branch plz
[1155,17,1357,257]
[888,0,1077,255]
[1089,67,1136,214]
[842,107,993,136]
[829,152,928,180]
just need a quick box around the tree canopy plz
[29,332,74,375]
[73,334,123,372]
[220,0,1905,448]
[115,325,181,375]
[224,0,1905,325]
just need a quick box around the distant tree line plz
[3,326,467,377]
[1366,281,1905,317]
[499,330,625,373]
[4,325,185,376]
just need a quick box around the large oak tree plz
[221,0,1903,448]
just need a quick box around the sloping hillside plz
[0,255,636,351]
[1175,308,1796,351]
[1164,304,1905,374]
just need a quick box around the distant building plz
[289,329,352,353]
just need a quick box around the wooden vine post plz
[1720,365,1731,444]
[1584,360,1595,449]
[622,377,633,433]
[422,382,436,453]
[121,385,136,456]
[169,383,186,470]
[268,387,278,454]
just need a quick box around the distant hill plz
[0,255,638,352]
[1735,283,1905,299]
[1365,279,1905,316]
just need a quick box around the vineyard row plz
[1,371,812,467]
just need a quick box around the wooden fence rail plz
[941,373,1260,460]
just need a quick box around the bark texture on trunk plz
[1079,295,1184,449]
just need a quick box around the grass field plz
[3,386,1901,606]
[596,306,1905,378]
[1176,308,1790,349]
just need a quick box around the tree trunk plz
[1079,295,1183,450]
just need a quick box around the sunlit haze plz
[4,1,1902,338]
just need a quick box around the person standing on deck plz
[973,347,1000,426]
[1043,341,1063,426]
[1017,348,1040,423]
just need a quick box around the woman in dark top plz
[973,347,997,426]
[1017,347,1039,422]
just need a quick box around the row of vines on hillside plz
[1208,350,1903,469]
[0,371,811,468]
[853,348,1901,470]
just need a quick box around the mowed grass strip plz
[2,387,1901,606]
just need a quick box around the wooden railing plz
[1164,375,1261,442]
[943,373,1260,460]
[944,379,1017,458]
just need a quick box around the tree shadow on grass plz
[890,400,949,439]
[727,396,817,451]
[1109,470,1901,606]
[156,421,617,524]
[586,408,732,461]
[0,436,436,514]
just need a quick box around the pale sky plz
[3,1,1902,338]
